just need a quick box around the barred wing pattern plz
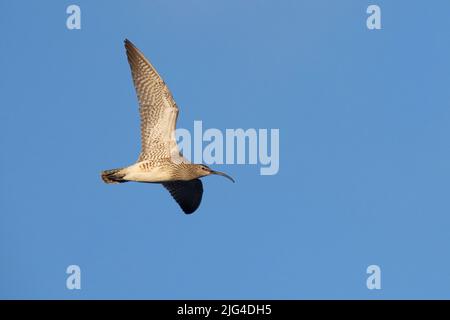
[125,39,181,161]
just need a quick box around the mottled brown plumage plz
[101,39,234,214]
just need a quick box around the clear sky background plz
[1,0,450,299]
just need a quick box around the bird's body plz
[103,161,207,183]
[123,160,178,183]
[101,39,233,214]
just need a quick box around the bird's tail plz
[101,168,127,184]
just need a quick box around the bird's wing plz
[163,179,203,214]
[125,39,181,161]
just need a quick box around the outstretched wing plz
[163,179,204,214]
[125,39,181,161]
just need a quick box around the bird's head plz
[194,164,235,183]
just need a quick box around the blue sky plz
[1,0,450,299]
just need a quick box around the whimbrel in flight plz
[101,39,234,214]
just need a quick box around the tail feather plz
[101,168,127,184]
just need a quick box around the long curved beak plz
[211,170,235,183]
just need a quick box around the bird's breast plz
[123,162,175,183]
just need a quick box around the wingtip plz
[182,208,197,215]
[124,38,133,47]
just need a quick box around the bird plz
[101,39,234,214]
